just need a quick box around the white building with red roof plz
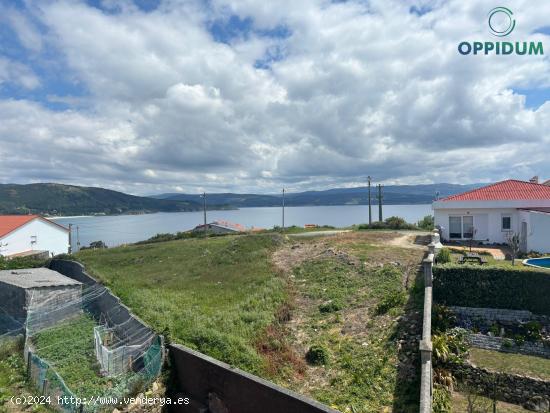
[0,215,69,258]
[432,179,550,253]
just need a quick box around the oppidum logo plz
[458,7,543,55]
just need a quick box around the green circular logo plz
[488,7,515,37]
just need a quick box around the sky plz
[0,0,549,195]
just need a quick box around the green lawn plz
[76,234,288,376]
[469,348,550,380]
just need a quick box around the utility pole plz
[76,226,81,252]
[68,223,73,254]
[367,176,372,225]
[202,192,207,237]
[282,188,285,233]
[377,184,383,222]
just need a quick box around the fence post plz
[27,351,32,381]
[419,254,434,413]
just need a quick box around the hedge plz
[432,265,550,316]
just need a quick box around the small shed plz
[0,268,82,335]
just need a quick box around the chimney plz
[529,176,539,184]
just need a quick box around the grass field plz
[469,348,550,380]
[77,234,288,375]
[76,231,426,412]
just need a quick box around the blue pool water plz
[524,258,550,269]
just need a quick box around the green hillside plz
[0,183,208,216]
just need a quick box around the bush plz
[319,299,343,314]
[375,290,407,315]
[436,248,452,264]
[0,255,47,270]
[306,345,329,365]
[433,265,550,315]
[357,216,417,230]
[432,304,457,334]
[432,328,469,364]
[433,385,452,413]
[417,215,435,231]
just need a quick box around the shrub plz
[417,215,435,231]
[523,321,543,342]
[432,328,469,365]
[375,290,407,315]
[319,299,343,314]
[357,216,417,230]
[306,345,329,365]
[436,248,451,264]
[432,304,457,334]
[433,265,550,315]
[433,385,452,413]
[0,255,47,270]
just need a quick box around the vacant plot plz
[76,231,425,412]
[77,234,287,375]
[274,232,424,412]
[469,348,550,381]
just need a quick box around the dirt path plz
[386,231,430,250]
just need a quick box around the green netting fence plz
[26,335,163,413]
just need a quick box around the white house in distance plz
[433,178,550,253]
[0,215,69,258]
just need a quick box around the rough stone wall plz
[467,333,550,359]
[449,361,550,409]
[450,306,550,329]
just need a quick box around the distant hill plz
[153,183,485,207]
[0,183,214,216]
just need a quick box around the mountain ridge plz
[152,183,485,207]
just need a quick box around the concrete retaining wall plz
[169,344,338,413]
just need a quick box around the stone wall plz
[449,361,550,411]
[450,306,550,329]
[467,333,550,359]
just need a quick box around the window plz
[449,216,475,239]
[463,216,474,239]
[449,216,462,239]
[502,215,511,231]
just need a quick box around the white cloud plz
[0,0,549,194]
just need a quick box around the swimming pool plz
[523,257,550,269]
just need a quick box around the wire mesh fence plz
[1,261,164,412]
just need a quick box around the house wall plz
[0,219,69,257]
[526,211,550,253]
[434,208,519,243]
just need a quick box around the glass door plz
[462,216,474,239]
[449,216,462,239]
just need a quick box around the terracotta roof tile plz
[441,180,550,202]
[0,215,39,238]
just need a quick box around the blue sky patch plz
[514,88,550,110]
[410,5,433,16]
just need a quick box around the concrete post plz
[419,254,434,413]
